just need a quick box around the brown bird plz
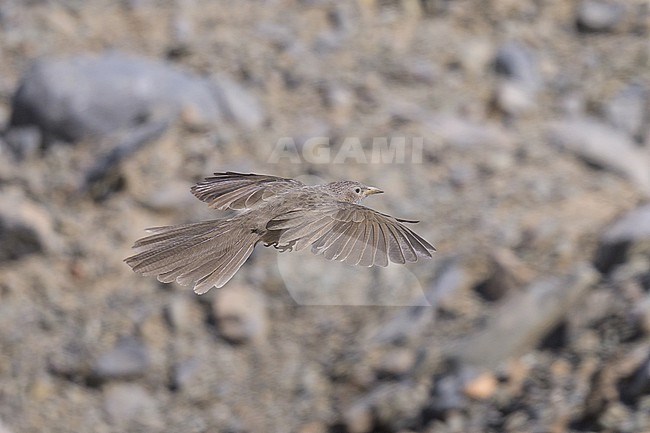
[125,172,436,294]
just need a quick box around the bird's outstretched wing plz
[266,202,436,267]
[191,172,304,211]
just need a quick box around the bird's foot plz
[265,241,296,252]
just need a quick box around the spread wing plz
[266,202,436,267]
[191,172,303,210]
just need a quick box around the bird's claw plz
[264,241,295,252]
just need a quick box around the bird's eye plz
[354,187,361,194]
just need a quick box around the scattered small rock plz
[604,84,647,140]
[0,189,60,262]
[494,42,541,90]
[169,358,201,391]
[474,248,535,301]
[212,285,268,344]
[595,204,650,273]
[376,348,416,377]
[343,400,374,433]
[576,0,625,33]
[210,74,265,130]
[92,336,150,381]
[163,294,196,332]
[103,383,161,427]
[452,264,598,369]
[548,118,650,195]
[463,371,498,400]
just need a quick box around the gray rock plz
[346,381,430,432]
[495,80,536,115]
[618,350,650,404]
[163,294,196,332]
[548,118,650,195]
[0,189,59,262]
[577,0,625,33]
[425,258,469,311]
[3,126,41,159]
[103,383,161,427]
[9,53,264,143]
[450,264,598,370]
[212,285,268,344]
[170,358,201,391]
[604,84,647,140]
[210,74,265,130]
[474,249,534,301]
[0,418,13,433]
[595,204,650,273]
[92,336,150,380]
[494,42,540,116]
[376,348,416,377]
[494,42,541,91]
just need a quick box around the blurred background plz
[0,0,649,432]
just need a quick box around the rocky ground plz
[0,0,649,432]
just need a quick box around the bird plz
[125,172,436,294]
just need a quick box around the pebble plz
[474,248,534,301]
[92,336,150,380]
[3,126,41,160]
[595,204,650,273]
[463,371,498,400]
[210,74,265,130]
[0,189,59,262]
[452,264,598,369]
[576,0,625,33]
[343,400,374,433]
[376,348,416,377]
[548,118,650,195]
[495,80,536,115]
[170,358,201,391]
[212,285,268,344]
[604,84,647,140]
[494,41,541,91]
[163,294,196,332]
[103,383,161,427]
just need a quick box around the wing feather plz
[191,172,303,211]
[269,201,435,267]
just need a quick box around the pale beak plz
[365,186,384,196]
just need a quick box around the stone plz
[548,118,650,195]
[474,248,534,301]
[212,285,268,344]
[451,264,598,369]
[3,126,41,159]
[9,53,264,143]
[495,80,536,115]
[163,294,196,332]
[92,336,150,380]
[576,0,625,33]
[376,348,416,377]
[0,189,59,262]
[210,74,265,130]
[170,358,201,391]
[494,41,541,91]
[595,204,650,273]
[604,84,647,140]
[103,383,161,427]
[462,371,498,400]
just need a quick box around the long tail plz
[124,219,259,294]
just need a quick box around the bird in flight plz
[125,172,436,294]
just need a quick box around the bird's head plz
[326,180,384,204]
